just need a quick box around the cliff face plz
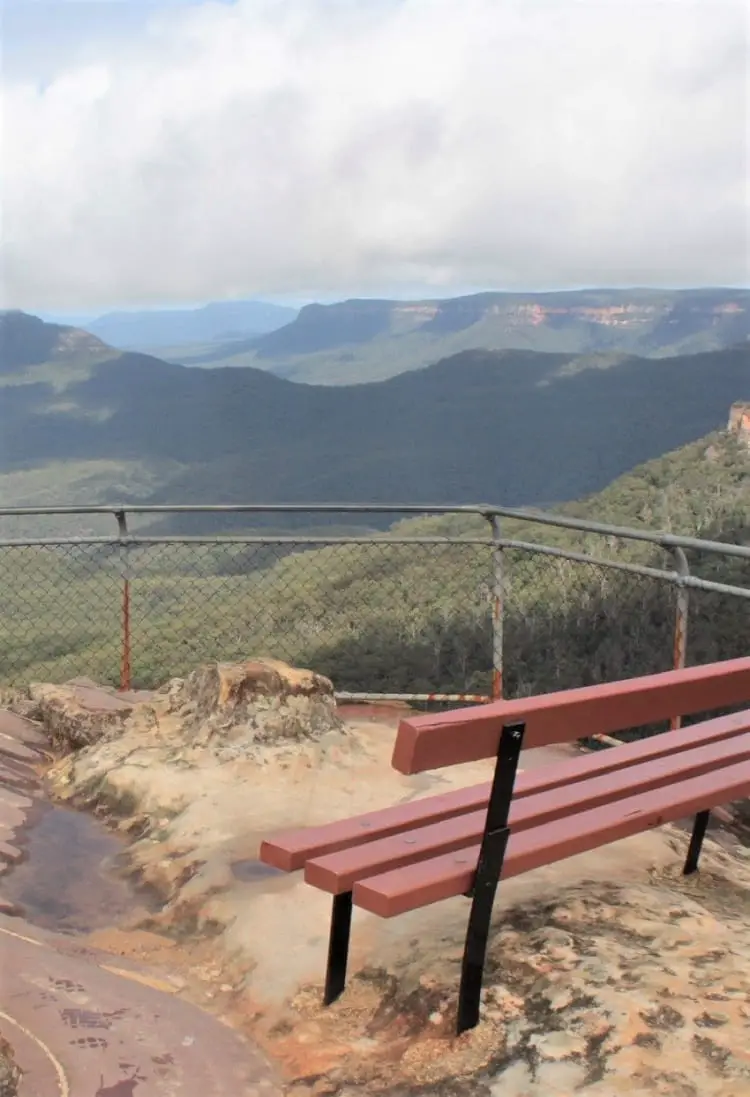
[729,402,750,444]
[255,290,750,355]
[239,288,750,384]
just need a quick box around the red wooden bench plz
[260,657,750,1033]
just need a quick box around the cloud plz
[2,0,748,309]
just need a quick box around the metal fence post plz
[669,546,690,730]
[115,510,131,692]
[489,515,505,701]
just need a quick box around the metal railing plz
[0,504,748,706]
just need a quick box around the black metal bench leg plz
[323,891,353,1005]
[457,828,510,1034]
[456,722,525,1036]
[683,810,710,875]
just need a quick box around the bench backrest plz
[392,657,750,774]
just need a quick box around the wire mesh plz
[683,551,750,667]
[0,539,495,696]
[500,547,679,699]
[0,532,747,705]
[0,543,122,687]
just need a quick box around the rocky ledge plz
[161,657,344,759]
[0,1038,20,1097]
[267,850,750,1096]
[10,664,750,1096]
[11,658,344,760]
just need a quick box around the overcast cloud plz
[2,0,748,310]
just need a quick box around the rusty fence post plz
[116,510,131,692]
[489,515,505,701]
[669,546,690,730]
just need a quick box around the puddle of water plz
[3,804,155,935]
[230,859,286,883]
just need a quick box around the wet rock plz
[0,710,48,750]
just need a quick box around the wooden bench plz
[260,656,750,1033]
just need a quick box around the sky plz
[1,0,749,313]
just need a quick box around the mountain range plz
[151,287,750,385]
[46,299,297,353]
[1,309,747,531]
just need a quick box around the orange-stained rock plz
[161,658,344,758]
[40,684,750,1097]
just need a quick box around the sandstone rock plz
[0,710,48,749]
[26,681,147,752]
[30,667,750,1096]
[732,798,750,838]
[161,658,344,758]
[0,1037,20,1097]
[167,658,337,712]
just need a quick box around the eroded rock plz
[263,863,750,1096]
[25,680,149,752]
[30,666,750,1096]
[0,1037,20,1097]
[160,658,344,758]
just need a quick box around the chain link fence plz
[501,549,678,700]
[0,537,496,695]
[0,507,748,703]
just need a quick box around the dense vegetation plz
[1,433,747,721]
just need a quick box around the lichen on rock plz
[29,670,750,1096]
[160,658,345,758]
[267,857,750,1096]
[24,677,148,752]
[0,1037,21,1097]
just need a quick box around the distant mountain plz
[0,310,117,376]
[1,312,748,529]
[0,312,184,517]
[173,287,750,384]
[85,300,298,350]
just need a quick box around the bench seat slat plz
[353,757,750,917]
[305,730,750,893]
[260,710,750,872]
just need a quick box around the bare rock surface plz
[266,851,750,1096]
[0,1038,20,1097]
[0,711,48,888]
[19,671,750,1096]
[24,678,146,751]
